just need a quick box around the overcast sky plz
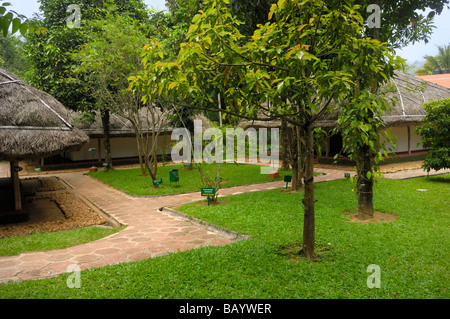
[7,0,450,64]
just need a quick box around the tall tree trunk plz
[354,22,380,217]
[135,134,147,176]
[281,118,290,171]
[101,109,113,171]
[290,127,300,191]
[302,125,316,261]
[356,145,374,218]
[296,125,304,189]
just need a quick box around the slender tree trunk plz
[290,127,300,191]
[356,145,374,218]
[296,125,304,189]
[281,118,290,171]
[101,109,113,171]
[302,125,316,261]
[135,134,147,176]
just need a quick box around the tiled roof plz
[416,73,450,89]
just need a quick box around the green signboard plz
[201,188,216,206]
[153,178,163,186]
[284,175,292,189]
[201,188,216,196]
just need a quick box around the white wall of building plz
[66,134,174,162]
[380,125,424,154]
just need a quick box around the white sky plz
[6,0,450,64]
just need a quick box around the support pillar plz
[325,134,330,157]
[10,161,22,211]
[407,126,411,156]
[97,138,102,162]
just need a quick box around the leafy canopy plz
[416,98,450,172]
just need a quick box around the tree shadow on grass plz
[426,175,450,184]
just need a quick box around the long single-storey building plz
[239,71,450,158]
[38,71,450,168]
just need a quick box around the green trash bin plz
[169,169,179,186]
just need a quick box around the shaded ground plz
[316,160,424,173]
[343,209,398,223]
[0,176,107,238]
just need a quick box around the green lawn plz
[0,227,123,256]
[88,163,293,196]
[0,174,448,299]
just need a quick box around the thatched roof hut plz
[71,109,174,138]
[238,71,450,130]
[315,71,450,129]
[0,68,88,215]
[0,68,89,162]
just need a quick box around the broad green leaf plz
[11,17,20,34]
[19,20,28,36]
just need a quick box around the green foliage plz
[132,0,393,126]
[38,0,149,28]
[70,13,149,113]
[416,98,450,171]
[26,26,92,111]
[356,0,450,48]
[0,2,46,37]
[415,44,450,75]
[26,0,150,111]
[0,33,30,77]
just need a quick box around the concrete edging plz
[160,206,250,241]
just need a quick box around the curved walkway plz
[0,167,448,284]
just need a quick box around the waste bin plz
[169,169,179,186]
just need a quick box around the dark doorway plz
[329,133,344,156]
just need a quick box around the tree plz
[26,0,150,171]
[71,14,170,178]
[415,44,450,75]
[0,2,45,37]
[0,34,30,78]
[335,0,449,217]
[131,0,399,260]
[416,98,450,172]
[356,0,449,49]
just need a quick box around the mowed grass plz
[0,174,448,299]
[0,227,123,256]
[87,163,292,196]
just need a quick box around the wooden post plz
[407,126,411,156]
[10,161,22,211]
[97,138,102,162]
[325,134,330,157]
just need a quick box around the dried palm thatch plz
[71,108,174,138]
[315,70,450,129]
[0,68,89,162]
[238,71,450,130]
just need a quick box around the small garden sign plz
[201,187,216,206]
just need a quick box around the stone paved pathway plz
[0,166,448,284]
